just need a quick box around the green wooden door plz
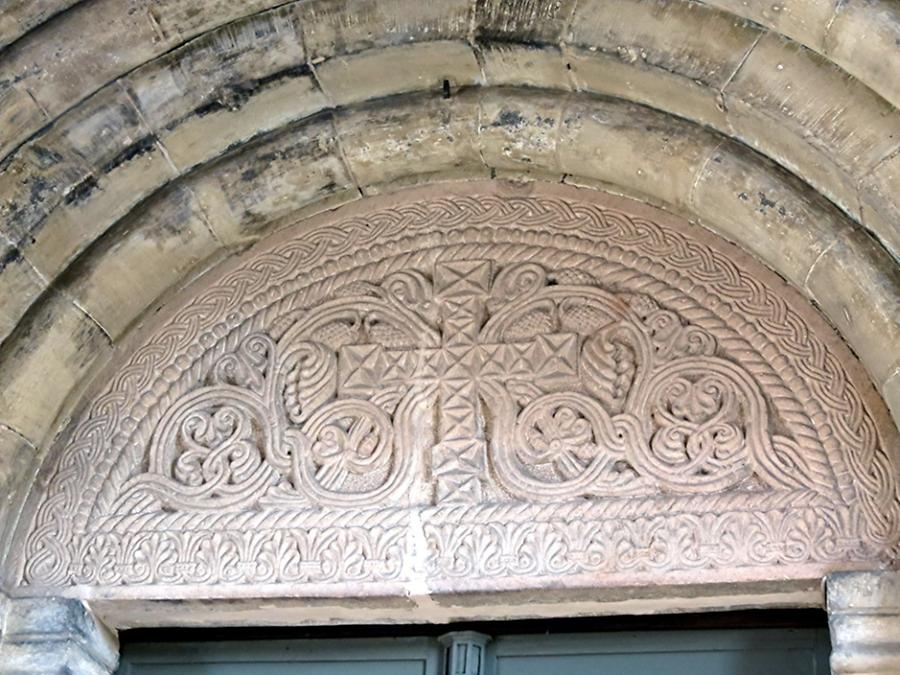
[119,627,830,674]
[490,629,831,675]
[118,638,443,675]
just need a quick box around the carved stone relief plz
[14,183,899,595]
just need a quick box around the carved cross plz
[338,260,580,503]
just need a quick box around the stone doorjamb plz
[0,571,897,674]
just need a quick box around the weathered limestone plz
[193,116,354,243]
[0,242,44,346]
[0,427,35,562]
[705,0,835,52]
[805,228,900,388]
[64,185,226,341]
[822,1,900,110]
[0,1,898,271]
[827,571,900,674]
[124,5,316,173]
[0,595,118,674]
[315,41,481,106]
[558,97,719,211]
[724,32,900,222]
[478,90,563,173]
[297,0,470,59]
[0,292,111,445]
[689,145,850,290]
[336,93,484,190]
[479,43,572,91]
[860,150,900,259]
[567,0,760,129]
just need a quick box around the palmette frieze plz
[16,184,899,590]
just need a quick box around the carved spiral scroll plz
[116,388,279,512]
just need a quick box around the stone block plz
[63,186,225,341]
[475,0,578,43]
[690,145,846,289]
[162,73,326,172]
[825,0,900,109]
[703,0,834,50]
[0,425,35,566]
[0,80,182,281]
[477,89,564,173]
[315,41,481,107]
[479,43,572,90]
[859,149,900,261]
[805,229,900,386]
[23,140,176,281]
[0,294,111,444]
[0,0,79,50]
[567,48,728,130]
[558,98,718,212]
[0,82,47,161]
[53,84,156,177]
[6,84,179,281]
[194,116,354,242]
[567,0,760,129]
[0,136,90,251]
[125,6,322,171]
[336,94,482,188]
[148,0,279,44]
[570,0,759,88]
[724,34,900,194]
[0,243,45,346]
[126,7,305,131]
[0,0,167,146]
[298,0,471,61]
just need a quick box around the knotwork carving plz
[15,183,898,594]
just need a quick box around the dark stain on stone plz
[30,145,64,168]
[758,192,777,208]
[255,64,311,89]
[0,246,22,272]
[28,175,52,207]
[493,110,526,128]
[195,64,312,119]
[64,175,99,205]
[194,98,231,118]
[241,168,258,182]
[100,135,158,174]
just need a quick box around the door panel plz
[491,629,831,675]
[119,638,441,675]
[118,627,830,674]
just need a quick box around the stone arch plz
[0,0,898,670]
